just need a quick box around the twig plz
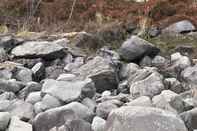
[66,0,77,24]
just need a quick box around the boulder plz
[42,78,94,102]
[96,101,118,119]
[152,90,185,113]
[11,41,66,59]
[92,116,106,131]
[25,91,42,104]
[8,116,32,131]
[73,56,118,93]
[41,94,62,110]
[118,35,160,62]
[180,108,197,131]
[0,112,10,130]
[7,100,34,121]
[162,20,196,33]
[129,67,164,98]
[14,67,33,82]
[0,79,25,93]
[56,73,76,81]
[105,106,188,131]
[33,102,94,131]
[181,64,197,88]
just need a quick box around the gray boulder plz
[8,116,32,131]
[105,106,188,131]
[65,119,92,131]
[11,41,66,59]
[0,79,25,93]
[25,91,42,104]
[162,20,196,33]
[118,35,160,62]
[0,112,10,130]
[129,67,164,98]
[73,56,118,93]
[42,78,94,102]
[152,90,185,113]
[96,101,118,119]
[14,67,33,82]
[180,108,197,131]
[181,64,197,88]
[92,116,106,131]
[7,100,34,121]
[33,102,94,131]
[41,94,62,110]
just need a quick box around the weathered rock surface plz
[74,56,118,93]
[8,116,32,131]
[105,106,188,131]
[42,78,95,102]
[11,41,66,59]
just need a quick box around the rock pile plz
[0,23,197,131]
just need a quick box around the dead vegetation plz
[0,0,196,33]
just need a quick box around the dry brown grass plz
[0,0,196,33]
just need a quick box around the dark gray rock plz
[0,112,10,131]
[8,116,32,131]
[31,62,45,81]
[11,41,66,59]
[0,48,8,62]
[73,56,118,93]
[106,106,188,131]
[164,78,184,93]
[118,35,160,62]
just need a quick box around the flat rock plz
[8,116,32,131]
[42,78,94,102]
[11,41,66,59]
